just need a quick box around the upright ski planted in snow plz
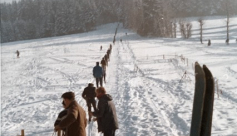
[190,62,206,136]
[201,65,215,136]
[190,62,215,136]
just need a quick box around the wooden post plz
[58,130,61,136]
[21,130,24,136]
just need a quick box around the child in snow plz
[54,101,67,136]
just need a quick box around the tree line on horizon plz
[1,0,237,43]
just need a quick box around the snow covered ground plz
[1,16,237,136]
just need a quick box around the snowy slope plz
[1,16,237,136]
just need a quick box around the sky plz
[0,0,19,3]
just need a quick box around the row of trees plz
[1,0,237,43]
[1,0,120,43]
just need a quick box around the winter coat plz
[54,109,67,133]
[54,109,68,126]
[104,55,108,62]
[93,65,103,78]
[92,94,119,133]
[58,101,87,136]
[82,85,96,101]
[101,59,107,69]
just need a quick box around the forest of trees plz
[1,0,237,43]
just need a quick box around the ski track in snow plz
[1,17,237,136]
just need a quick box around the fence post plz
[21,130,24,136]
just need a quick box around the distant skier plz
[100,45,103,51]
[120,39,122,42]
[93,62,103,88]
[89,87,119,136]
[101,58,107,83]
[125,32,127,36]
[16,50,20,58]
[82,83,97,122]
[110,44,112,50]
[54,101,67,136]
[208,39,211,46]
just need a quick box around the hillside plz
[1,16,237,136]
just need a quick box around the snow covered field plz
[1,16,237,136]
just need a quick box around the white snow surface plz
[1,16,237,136]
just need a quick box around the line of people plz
[54,44,118,136]
[93,44,113,88]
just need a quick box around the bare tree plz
[198,18,204,44]
[186,23,192,38]
[226,0,230,45]
[179,20,192,39]
[222,0,236,45]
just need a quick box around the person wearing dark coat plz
[208,39,211,46]
[109,44,112,52]
[90,87,119,136]
[54,101,67,136]
[101,58,107,83]
[104,55,108,66]
[82,83,97,122]
[54,92,87,136]
[93,62,104,88]
[107,49,111,61]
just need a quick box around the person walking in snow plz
[82,83,97,122]
[104,54,108,66]
[107,49,111,61]
[101,58,107,83]
[208,39,211,46]
[113,36,116,45]
[54,101,68,136]
[109,44,112,53]
[93,62,104,88]
[89,87,118,136]
[16,50,20,58]
[54,92,87,136]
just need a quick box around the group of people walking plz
[93,44,113,88]
[54,87,118,136]
[54,44,118,136]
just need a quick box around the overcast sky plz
[1,0,19,3]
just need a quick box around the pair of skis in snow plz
[190,62,215,136]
